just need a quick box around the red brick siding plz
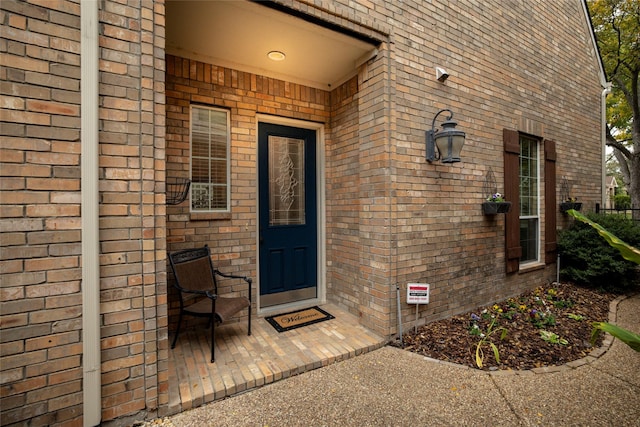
[270,0,602,333]
[340,0,601,330]
[1,0,166,424]
[97,0,166,422]
[326,77,361,317]
[1,1,84,425]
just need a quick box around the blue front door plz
[258,123,317,307]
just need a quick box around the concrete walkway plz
[152,294,640,426]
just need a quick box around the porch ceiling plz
[166,0,378,90]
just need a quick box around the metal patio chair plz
[168,245,251,362]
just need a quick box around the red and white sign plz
[407,283,430,304]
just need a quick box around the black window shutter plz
[544,139,557,264]
[503,129,521,273]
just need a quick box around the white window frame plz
[519,135,540,265]
[189,105,231,213]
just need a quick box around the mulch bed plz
[397,282,619,370]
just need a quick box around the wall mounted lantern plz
[426,108,466,163]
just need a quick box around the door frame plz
[255,114,326,316]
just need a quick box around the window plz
[519,135,539,264]
[504,129,554,273]
[190,106,230,212]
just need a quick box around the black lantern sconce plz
[426,108,466,163]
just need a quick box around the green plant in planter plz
[486,192,505,203]
[560,197,582,213]
[482,193,511,214]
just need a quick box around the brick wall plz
[1,1,84,425]
[98,0,166,423]
[353,41,395,334]
[329,0,603,331]
[325,66,397,332]
[1,0,166,425]
[326,77,361,317]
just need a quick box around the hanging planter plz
[166,177,191,205]
[482,201,512,215]
[559,178,581,213]
[560,201,582,213]
[482,169,511,215]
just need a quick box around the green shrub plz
[558,213,640,291]
[614,194,631,211]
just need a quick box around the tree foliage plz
[588,0,640,216]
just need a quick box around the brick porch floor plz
[166,303,387,415]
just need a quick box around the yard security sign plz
[407,283,430,304]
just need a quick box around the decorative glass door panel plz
[268,136,305,226]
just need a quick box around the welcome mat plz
[265,306,334,332]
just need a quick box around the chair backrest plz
[168,246,217,294]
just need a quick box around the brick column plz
[356,41,395,336]
[98,0,166,422]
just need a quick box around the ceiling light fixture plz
[267,51,286,61]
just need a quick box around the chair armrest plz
[214,270,251,284]
[214,270,252,299]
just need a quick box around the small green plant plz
[553,299,575,308]
[567,313,585,321]
[529,309,555,328]
[469,314,508,368]
[501,309,518,320]
[542,287,574,308]
[469,314,482,336]
[540,330,568,345]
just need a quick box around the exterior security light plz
[436,67,449,82]
[426,108,466,163]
